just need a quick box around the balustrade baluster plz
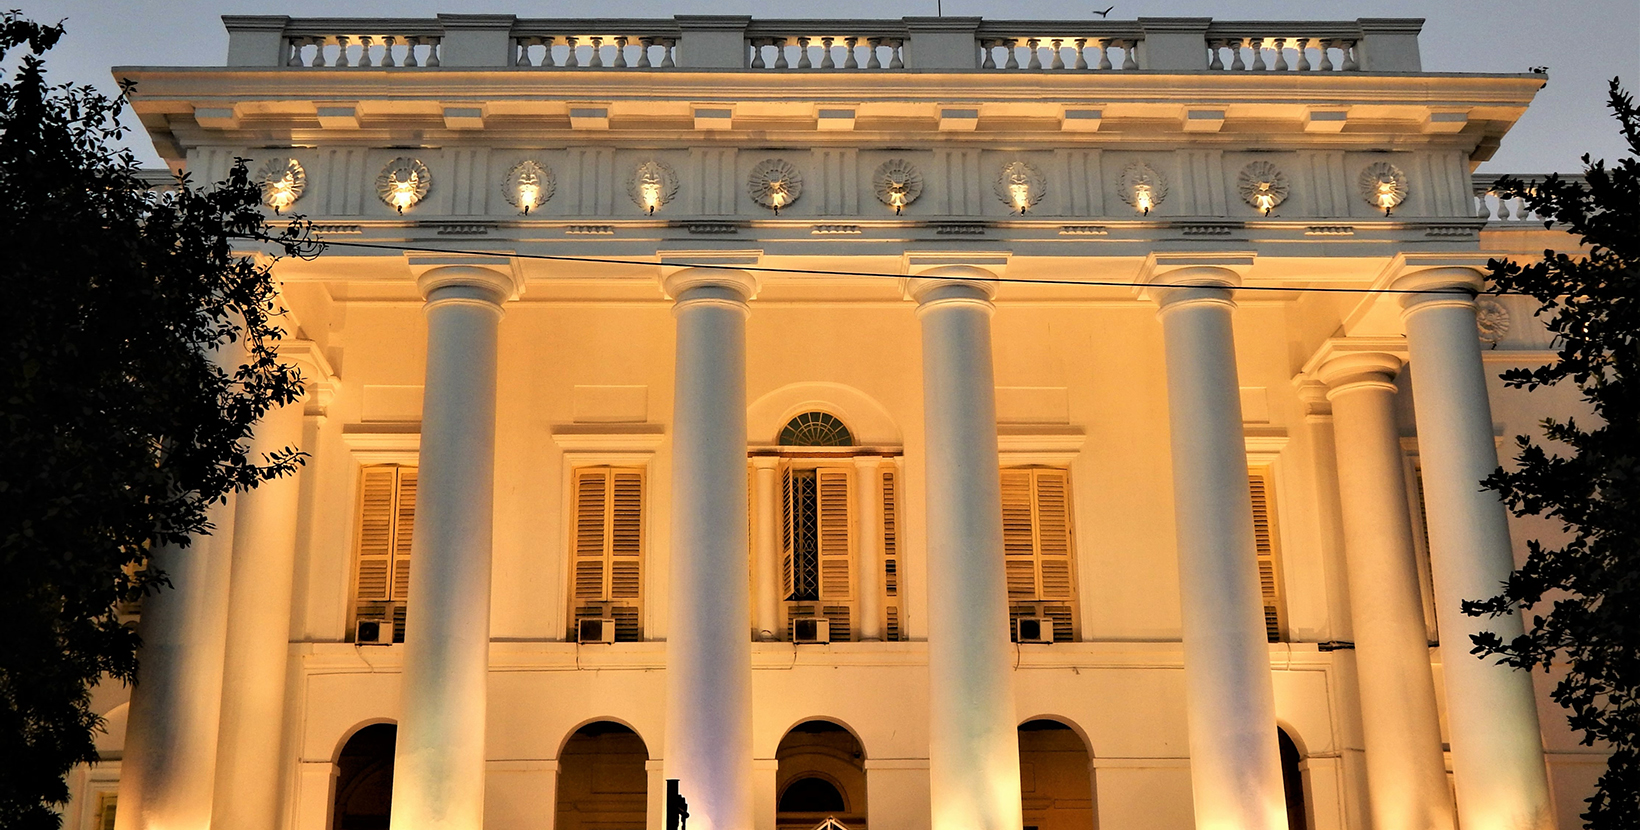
[1005,39,1021,69]
[335,36,351,67]
[404,36,420,67]
[639,36,654,68]
[564,36,579,68]
[1295,38,1311,71]
[867,38,883,70]
[661,39,676,67]
[1207,40,1224,70]
[1023,38,1039,69]
[614,36,629,68]
[787,37,801,69]
[1272,37,1288,71]
[1097,39,1113,70]
[889,39,903,68]
[749,39,766,69]
[1342,40,1358,71]
[589,36,604,68]
[1121,40,1137,69]
[360,36,376,67]
[1073,38,1089,70]
[285,39,300,67]
[381,36,398,67]
[426,38,441,67]
[821,37,837,69]
[1050,38,1066,69]
[312,37,328,67]
[981,40,997,69]
[542,37,558,67]
[1318,39,1334,71]
[1229,38,1245,70]
[1249,38,1265,70]
[845,37,860,69]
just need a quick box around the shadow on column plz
[776,720,867,829]
[1279,728,1308,830]
[1018,718,1096,830]
[555,721,649,830]
[333,724,396,830]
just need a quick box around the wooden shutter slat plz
[780,466,796,600]
[390,469,416,603]
[1248,469,1284,643]
[574,470,609,600]
[355,467,396,603]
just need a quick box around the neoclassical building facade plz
[63,13,1601,830]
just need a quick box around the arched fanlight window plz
[779,412,853,447]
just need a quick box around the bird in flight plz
[1093,5,1115,16]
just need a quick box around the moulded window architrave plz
[552,426,664,643]
[999,427,1085,644]
[341,429,422,644]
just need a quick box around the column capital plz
[408,256,522,305]
[905,264,1001,312]
[1300,337,1407,396]
[1391,260,1488,316]
[1137,253,1255,313]
[277,338,339,415]
[658,250,762,302]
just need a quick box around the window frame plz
[552,429,663,643]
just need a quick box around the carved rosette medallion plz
[503,160,554,213]
[873,159,923,213]
[748,158,803,212]
[256,157,306,212]
[994,160,1046,212]
[1118,162,1168,213]
[1475,298,1511,344]
[376,158,431,212]
[1358,161,1408,212]
[627,159,679,213]
[1237,160,1289,213]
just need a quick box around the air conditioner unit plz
[792,617,831,645]
[578,617,617,644]
[355,618,393,646]
[1015,616,1054,644]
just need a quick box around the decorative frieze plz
[1358,161,1408,214]
[628,160,678,214]
[256,157,305,212]
[995,160,1045,214]
[1474,299,1511,344]
[748,158,803,213]
[1237,161,1288,214]
[377,157,430,212]
[1118,162,1167,214]
[564,225,616,235]
[503,160,554,214]
[872,159,923,214]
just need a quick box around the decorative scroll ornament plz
[873,159,923,214]
[627,159,678,214]
[1358,161,1408,215]
[748,158,803,214]
[503,160,554,214]
[1237,160,1289,215]
[1475,298,1512,344]
[256,158,306,213]
[376,158,430,213]
[994,160,1046,213]
[1118,162,1167,215]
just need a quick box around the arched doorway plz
[555,721,648,830]
[1278,728,1308,830]
[776,720,866,829]
[333,724,395,830]
[1018,719,1096,830]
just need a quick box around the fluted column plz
[1315,346,1454,830]
[1148,264,1286,830]
[211,391,308,830]
[663,265,757,830]
[854,455,884,641]
[752,456,781,641]
[912,266,1022,830]
[1397,267,1554,830]
[114,499,236,830]
[389,261,518,830]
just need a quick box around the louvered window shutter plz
[817,469,852,601]
[1001,467,1079,643]
[882,468,902,641]
[1033,469,1074,601]
[1000,469,1038,600]
[780,466,797,600]
[1248,468,1285,643]
[570,466,646,642]
[355,465,416,642]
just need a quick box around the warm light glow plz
[515,173,541,214]
[265,175,298,212]
[1251,188,1276,215]
[1133,185,1154,215]
[887,187,907,214]
[769,183,788,214]
[641,182,662,214]
[389,174,420,212]
[1374,180,1398,213]
[1009,181,1031,213]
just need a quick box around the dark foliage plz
[1465,79,1640,830]
[0,13,318,829]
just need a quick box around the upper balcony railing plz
[1473,174,1587,224]
[223,15,1426,73]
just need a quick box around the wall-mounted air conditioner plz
[792,617,831,644]
[355,618,394,646]
[1015,616,1054,644]
[578,617,617,644]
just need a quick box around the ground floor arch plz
[1018,718,1096,830]
[554,720,649,830]
[776,719,867,829]
[332,723,396,830]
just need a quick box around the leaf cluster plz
[1465,79,1640,829]
[0,13,319,829]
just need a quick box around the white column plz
[1316,348,1454,830]
[1149,266,1286,830]
[114,499,237,830]
[854,455,884,641]
[1397,267,1554,830]
[752,456,782,641]
[211,395,308,830]
[390,262,517,830]
[912,266,1022,830]
[662,266,757,830]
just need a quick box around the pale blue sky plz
[16,0,1639,172]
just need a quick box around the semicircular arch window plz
[778,412,854,447]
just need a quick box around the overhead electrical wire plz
[240,234,1522,297]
